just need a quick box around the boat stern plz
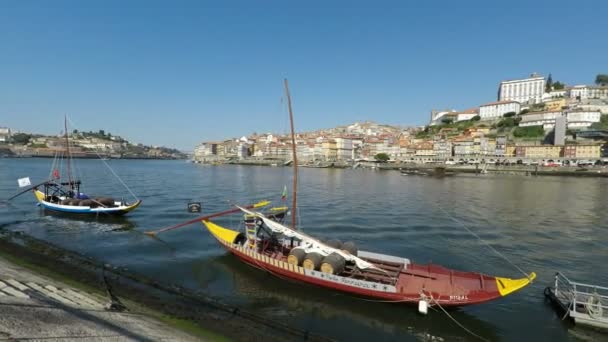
[495,272,537,297]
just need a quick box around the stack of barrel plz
[59,197,115,207]
[287,239,358,275]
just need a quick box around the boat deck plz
[545,272,608,330]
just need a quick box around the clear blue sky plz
[1,0,606,150]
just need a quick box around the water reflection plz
[193,254,501,342]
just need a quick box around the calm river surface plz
[1,158,607,341]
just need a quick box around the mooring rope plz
[434,203,531,279]
[427,295,490,342]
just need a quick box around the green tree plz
[441,118,453,124]
[374,153,390,162]
[11,133,32,145]
[471,115,480,121]
[72,129,78,134]
[519,109,530,115]
[99,130,105,136]
[595,74,608,86]
[503,112,516,118]
[546,74,553,92]
[553,81,565,90]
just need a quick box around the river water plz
[1,158,607,341]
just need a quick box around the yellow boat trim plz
[496,272,537,297]
[203,220,241,245]
[34,190,45,201]
[269,206,288,211]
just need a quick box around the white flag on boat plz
[17,177,32,188]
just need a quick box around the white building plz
[568,85,608,100]
[455,108,479,122]
[498,74,545,103]
[565,110,601,129]
[0,127,10,143]
[519,111,562,129]
[518,110,601,130]
[479,101,521,120]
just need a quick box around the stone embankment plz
[0,255,199,341]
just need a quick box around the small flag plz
[281,185,288,200]
[53,169,60,179]
[17,177,31,188]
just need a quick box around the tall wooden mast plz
[284,79,298,230]
[64,115,73,190]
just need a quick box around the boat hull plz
[203,220,536,307]
[34,190,141,216]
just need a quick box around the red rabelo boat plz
[201,80,536,309]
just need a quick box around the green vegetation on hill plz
[416,119,477,138]
[513,126,544,138]
[590,114,608,130]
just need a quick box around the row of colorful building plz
[194,74,608,163]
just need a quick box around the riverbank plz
[0,253,203,341]
[0,227,331,342]
[195,159,608,177]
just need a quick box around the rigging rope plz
[434,202,530,279]
[66,117,138,201]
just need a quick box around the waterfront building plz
[505,145,516,157]
[433,139,453,158]
[334,137,354,160]
[321,139,337,161]
[498,74,545,103]
[516,145,563,159]
[495,136,507,157]
[453,138,474,157]
[479,101,521,121]
[414,141,435,156]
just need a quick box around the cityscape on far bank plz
[0,129,186,160]
[194,73,608,166]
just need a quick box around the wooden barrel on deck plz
[320,253,346,275]
[325,239,342,249]
[287,247,306,266]
[302,252,324,270]
[78,199,94,207]
[96,198,115,207]
[341,241,358,256]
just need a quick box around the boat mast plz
[284,79,298,230]
[64,115,73,191]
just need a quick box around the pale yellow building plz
[523,145,563,159]
[505,145,516,157]
[544,98,566,112]
[574,145,601,159]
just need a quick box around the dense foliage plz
[374,153,390,162]
[595,74,608,86]
[513,126,545,138]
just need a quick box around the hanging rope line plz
[427,295,490,342]
[434,202,531,279]
[66,116,138,201]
